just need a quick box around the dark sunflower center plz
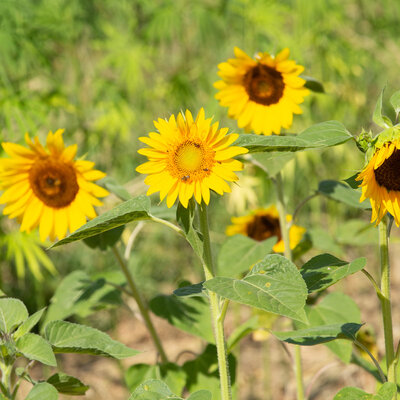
[374,148,400,191]
[246,215,282,242]
[243,64,284,105]
[29,159,79,208]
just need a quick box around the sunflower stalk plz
[111,245,168,364]
[378,216,397,396]
[198,202,232,400]
[274,171,305,400]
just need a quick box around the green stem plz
[274,172,305,400]
[150,215,185,237]
[378,217,396,394]
[111,246,168,364]
[198,202,232,400]
[0,361,12,398]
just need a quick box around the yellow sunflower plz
[357,137,400,226]
[225,206,306,253]
[214,47,309,135]
[0,130,109,242]
[136,109,248,208]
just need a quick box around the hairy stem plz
[198,202,232,400]
[112,246,168,363]
[378,217,396,395]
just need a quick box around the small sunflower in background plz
[136,108,248,208]
[357,130,400,226]
[0,130,109,242]
[214,47,309,135]
[226,205,306,253]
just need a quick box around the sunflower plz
[214,47,309,135]
[357,136,400,226]
[136,109,248,208]
[0,130,109,242]
[225,206,306,253]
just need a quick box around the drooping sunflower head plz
[357,129,400,226]
[214,47,309,136]
[226,206,306,253]
[136,109,248,208]
[0,130,109,241]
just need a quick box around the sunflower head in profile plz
[214,47,309,136]
[226,205,306,253]
[0,130,109,242]
[357,128,400,226]
[136,108,248,208]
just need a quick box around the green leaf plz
[236,121,352,153]
[103,177,132,201]
[302,75,325,93]
[0,298,29,333]
[125,363,186,396]
[83,225,125,250]
[306,229,343,256]
[43,271,122,325]
[51,196,151,248]
[26,382,59,400]
[187,390,212,400]
[16,333,57,366]
[300,253,366,293]
[252,152,295,177]
[390,90,400,115]
[176,202,203,259]
[333,382,397,400]
[218,235,276,278]
[149,293,214,343]
[273,323,362,345]
[129,379,182,400]
[14,308,46,339]
[373,88,390,128]
[303,293,361,363]
[318,180,370,209]
[173,282,206,298]
[204,254,308,323]
[47,373,89,395]
[335,220,377,246]
[44,320,139,359]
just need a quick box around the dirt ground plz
[16,243,400,400]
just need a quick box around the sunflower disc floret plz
[136,109,248,208]
[0,130,109,241]
[214,47,309,135]
[226,206,306,253]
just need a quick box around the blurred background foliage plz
[1,0,400,309]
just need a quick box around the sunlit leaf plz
[51,196,151,248]
[333,382,396,400]
[14,308,46,339]
[0,298,28,333]
[205,254,308,323]
[236,121,352,153]
[129,379,182,400]
[44,320,139,359]
[25,382,59,400]
[16,333,57,366]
